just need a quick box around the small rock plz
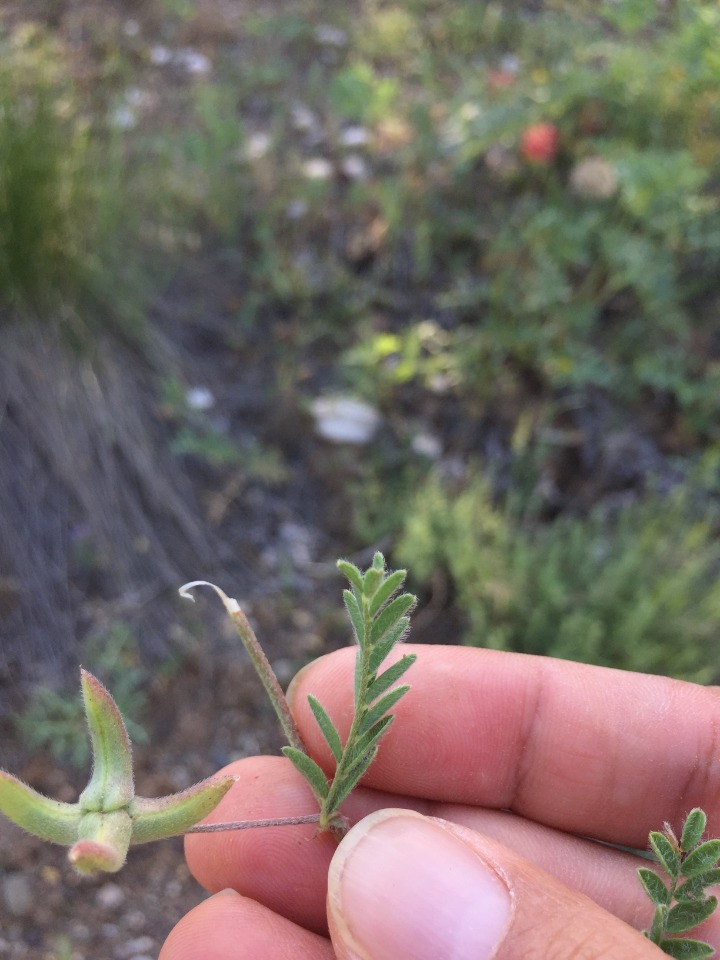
[302,158,334,180]
[185,386,215,411]
[314,24,348,46]
[339,125,370,147]
[411,432,442,459]
[2,873,33,917]
[114,935,155,959]
[311,395,381,444]
[96,882,125,910]
[124,909,146,931]
[69,920,91,941]
[340,154,369,181]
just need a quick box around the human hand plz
[159,645,720,959]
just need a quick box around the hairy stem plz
[179,581,307,754]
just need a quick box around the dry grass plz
[0,324,215,685]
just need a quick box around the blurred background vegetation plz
[1,0,720,741]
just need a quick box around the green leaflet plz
[368,620,411,673]
[638,868,671,907]
[681,841,720,879]
[307,695,343,763]
[282,747,329,804]
[680,809,707,853]
[369,594,415,646]
[367,655,417,701]
[658,938,714,959]
[359,686,410,735]
[337,560,364,593]
[651,831,681,879]
[343,589,365,646]
[368,569,407,617]
[666,897,718,935]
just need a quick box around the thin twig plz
[186,813,321,834]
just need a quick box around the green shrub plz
[397,473,720,682]
[0,27,87,319]
[337,0,720,433]
[0,25,156,344]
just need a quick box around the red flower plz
[519,122,559,164]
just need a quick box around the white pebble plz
[311,396,381,444]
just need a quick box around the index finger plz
[288,644,720,846]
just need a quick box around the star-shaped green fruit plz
[0,670,235,875]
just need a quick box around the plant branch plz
[179,581,307,754]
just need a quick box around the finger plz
[288,644,720,846]
[327,809,660,960]
[184,755,703,943]
[158,888,334,960]
[184,756,339,935]
[433,804,720,949]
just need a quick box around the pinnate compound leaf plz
[666,896,718,934]
[367,654,417,701]
[337,560,364,593]
[369,594,416,646]
[307,695,343,763]
[658,937,714,959]
[358,685,410,735]
[343,589,365,646]
[681,809,708,853]
[282,747,329,803]
[651,831,681,879]
[368,619,411,673]
[682,841,720,879]
[638,868,671,907]
[368,569,406,617]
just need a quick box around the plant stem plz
[179,581,307,754]
[187,813,321,834]
[228,605,307,754]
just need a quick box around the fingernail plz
[328,809,512,960]
[210,887,239,899]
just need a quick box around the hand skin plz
[159,645,720,960]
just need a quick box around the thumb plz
[327,808,657,960]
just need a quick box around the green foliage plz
[15,624,151,767]
[0,28,87,321]
[283,553,416,830]
[328,62,399,124]
[0,26,152,343]
[397,473,720,681]
[334,0,720,432]
[641,808,719,957]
